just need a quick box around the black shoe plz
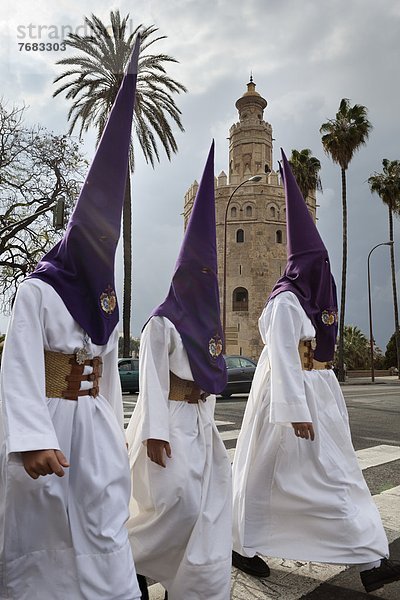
[360,558,400,593]
[136,574,149,600]
[232,550,270,578]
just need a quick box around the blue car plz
[118,354,256,397]
[118,358,139,394]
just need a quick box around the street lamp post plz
[367,241,394,382]
[222,175,262,352]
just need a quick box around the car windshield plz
[240,358,254,368]
[225,357,242,369]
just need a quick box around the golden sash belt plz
[168,371,203,404]
[298,341,333,371]
[44,351,103,401]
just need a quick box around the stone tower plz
[184,79,316,360]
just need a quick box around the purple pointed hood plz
[28,35,140,345]
[269,148,338,362]
[151,142,227,394]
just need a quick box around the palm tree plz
[289,148,322,200]
[53,11,187,356]
[368,159,400,377]
[342,325,370,370]
[320,98,372,381]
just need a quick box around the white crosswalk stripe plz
[123,402,400,599]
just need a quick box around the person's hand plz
[21,449,70,479]
[146,439,172,468]
[291,422,315,441]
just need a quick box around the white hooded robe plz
[232,291,388,564]
[126,316,232,600]
[0,279,140,600]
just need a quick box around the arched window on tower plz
[276,230,283,244]
[269,206,276,218]
[245,205,253,218]
[233,287,249,311]
[231,206,237,218]
[236,229,244,243]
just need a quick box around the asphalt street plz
[123,381,400,599]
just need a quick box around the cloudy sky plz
[2,0,400,352]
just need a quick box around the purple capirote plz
[268,148,338,362]
[28,35,141,345]
[150,141,228,394]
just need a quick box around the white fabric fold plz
[0,279,140,599]
[126,317,232,599]
[232,291,388,565]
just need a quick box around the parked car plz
[118,357,139,393]
[118,354,257,397]
[220,355,257,398]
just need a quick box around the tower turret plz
[229,78,273,184]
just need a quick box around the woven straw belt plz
[44,351,103,401]
[298,341,333,371]
[168,371,203,404]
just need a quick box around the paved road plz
[123,383,400,599]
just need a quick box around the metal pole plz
[222,176,262,352]
[367,249,375,383]
[367,241,394,383]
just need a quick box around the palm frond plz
[53,10,186,167]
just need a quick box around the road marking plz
[363,436,400,446]
[124,413,400,471]
[123,414,234,424]
[227,443,400,470]
[373,485,400,533]
[220,429,241,441]
[356,444,400,469]
[373,485,400,541]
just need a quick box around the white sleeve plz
[0,281,60,454]
[99,328,124,431]
[267,296,313,425]
[137,317,171,444]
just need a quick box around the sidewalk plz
[342,375,400,385]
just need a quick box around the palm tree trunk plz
[122,174,132,358]
[337,168,347,382]
[388,205,400,378]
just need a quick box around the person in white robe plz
[232,149,400,595]
[126,143,232,600]
[0,280,140,600]
[0,37,142,599]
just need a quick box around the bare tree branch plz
[0,100,87,311]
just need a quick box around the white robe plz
[0,279,140,600]
[126,316,232,600]
[232,291,388,565]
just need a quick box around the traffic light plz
[53,196,65,230]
